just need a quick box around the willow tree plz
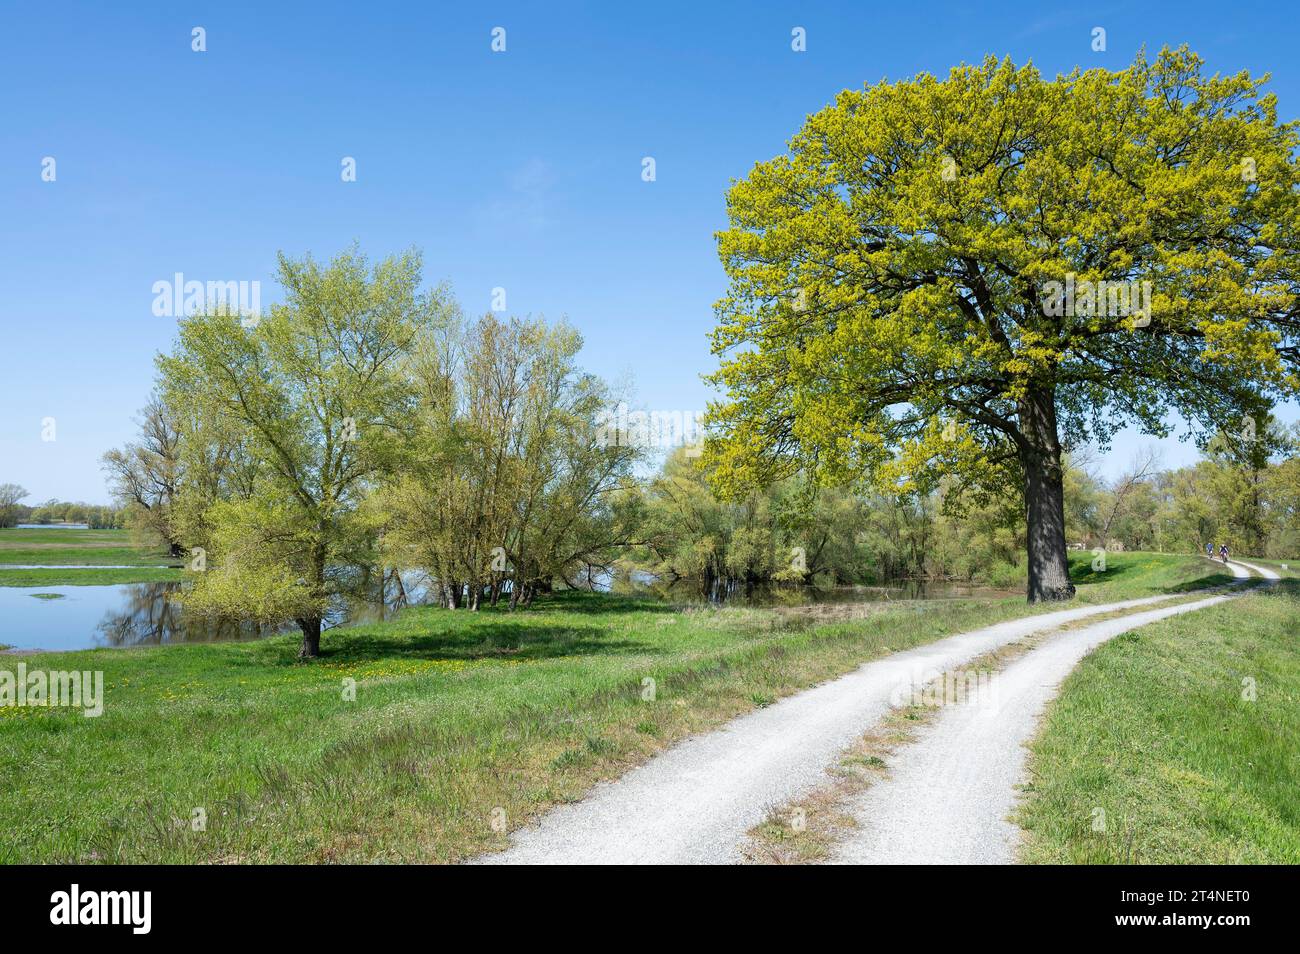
[706,47,1300,601]
[378,313,641,610]
[102,395,185,556]
[159,248,446,656]
[0,484,28,529]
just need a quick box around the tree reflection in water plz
[93,571,433,648]
[95,583,278,647]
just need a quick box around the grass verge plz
[1015,581,1299,863]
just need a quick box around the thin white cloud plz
[474,157,558,236]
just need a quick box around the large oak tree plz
[706,48,1300,601]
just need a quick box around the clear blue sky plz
[2,0,1297,502]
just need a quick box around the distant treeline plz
[0,487,125,530]
[628,421,1300,590]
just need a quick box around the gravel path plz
[475,591,1194,865]
[1206,554,1252,580]
[1226,557,1280,580]
[827,591,1238,864]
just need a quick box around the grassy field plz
[1064,549,1241,600]
[0,567,185,587]
[0,528,182,586]
[0,551,1242,864]
[1016,580,1299,863]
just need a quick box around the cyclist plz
[1219,542,1230,565]
[1206,542,1214,559]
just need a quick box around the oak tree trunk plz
[1018,386,1076,603]
[297,617,322,659]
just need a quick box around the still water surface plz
[0,581,414,653]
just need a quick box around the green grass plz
[0,528,180,586]
[1017,580,1300,863]
[0,527,174,565]
[1,527,136,546]
[0,551,1239,864]
[0,567,185,586]
[1066,549,1241,600]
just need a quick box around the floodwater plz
[0,576,421,653]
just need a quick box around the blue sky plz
[2,0,1297,502]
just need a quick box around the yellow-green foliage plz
[707,47,1300,499]
[181,497,327,623]
[157,248,451,638]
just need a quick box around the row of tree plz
[1066,425,1300,558]
[626,425,1300,591]
[0,486,125,529]
[104,248,641,657]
